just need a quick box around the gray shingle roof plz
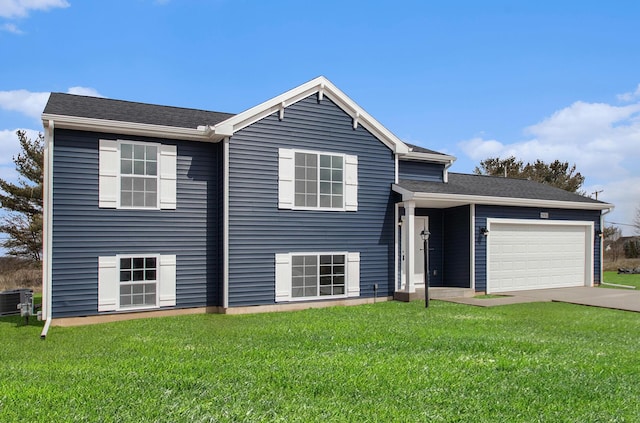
[398,172,605,204]
[405,142,446,156]
[44,93,235,129]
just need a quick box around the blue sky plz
[1,0,639,234]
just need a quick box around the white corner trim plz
[42,119,55,325]
[211,76,410,154]
[469,203,475,291]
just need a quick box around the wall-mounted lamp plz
[480,227,489,237]
[595,229,603,238]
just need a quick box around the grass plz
[1,301,639,422]
[602,271,640,289]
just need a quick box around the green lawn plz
[603,271,640,289]
[1,301,639,422]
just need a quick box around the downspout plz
[222,137,230,309]
[599,206,614,286]
[443,159,454,183]
[41,119,54,339]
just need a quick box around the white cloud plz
[617,83,640,102]
[0,89,50,119]
[459,137,505,160]
[0,0,69,19]
[458,100,640,181]
[457,96,640,236]
[0,86,103,121]
[67,86,103,97]
[1,22,23,33]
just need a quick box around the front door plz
[401,216,428,289]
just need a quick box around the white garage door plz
[487,220,592,293]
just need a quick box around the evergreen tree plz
[474,156,585,194]
[0,130,44,261]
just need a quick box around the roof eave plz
[392,184,614,211]
[41,113,225,142]
[398,151,456,165]
[212,76,411,154]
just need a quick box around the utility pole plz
[592,190,603,200]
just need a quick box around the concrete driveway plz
[442,286,640,312]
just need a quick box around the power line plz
[605,221,636,228]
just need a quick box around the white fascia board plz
[398,151,456,165]
[212,76,410,154]
[41,113,223,142]
[391,184,614,211]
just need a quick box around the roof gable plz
[212,76,410,154]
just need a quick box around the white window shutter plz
[345,155,358,211]
[275,253,292,302]
[278,148,294,209]
[159,144,177,210]
[98,256,118,311]
[98,140,118,208]
[159,254,177,307]
[347,252,360,297]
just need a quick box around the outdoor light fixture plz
[480,227,489,236]
[420,229,431,308]
[596,229,603,238]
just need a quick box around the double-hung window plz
[275,252,360,302]
[119,256,158,308]
[98,254,176,312]
[120,143,158,208]
[279,148,358,211]
[294,152,344,209]
[98,139,177,210]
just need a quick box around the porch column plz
[405,201,416,293]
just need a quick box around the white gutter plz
[398,151,457,165]
[392,184,614,211]
[41,113,224,143]
[40,119,54,339]
[600,206,614,285]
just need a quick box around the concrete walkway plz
[440,286,640,312]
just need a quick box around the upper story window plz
[279,148,358,212]
[120,143,158,208]
[294,152,344,209]
[98,139,177,210]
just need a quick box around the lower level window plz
[292,254,345,298]
[119,257,157,308]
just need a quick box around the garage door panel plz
[487,222,589,293]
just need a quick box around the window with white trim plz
[294,152,343,208]
[275,252,360,302]
[278,148,358,211]
[119,256,157,308]
[292,254,345,297]
[98,139,177,210]
[98,254,176,312]
[120,143,158,208]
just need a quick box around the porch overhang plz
[393,184,614,211]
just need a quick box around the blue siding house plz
[39,77,613,331]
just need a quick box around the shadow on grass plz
[0,315,45,328]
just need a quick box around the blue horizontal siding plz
[399,160,444,182]
[51,129,221,318]
[443,206,471,288]
[228,95,396,306]
[474,205,602,292]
